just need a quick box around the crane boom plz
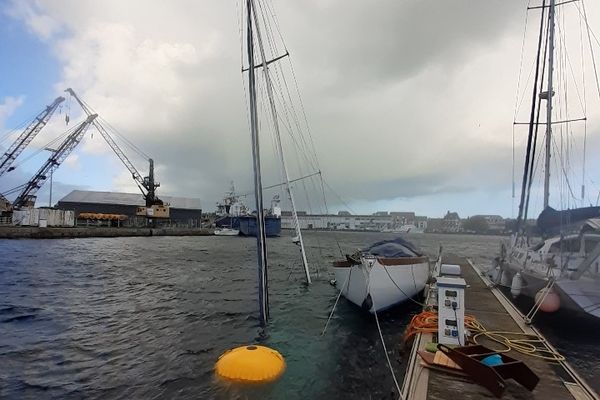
[13,114,97,209]
[0,96,65,177]
[64,88,160,206]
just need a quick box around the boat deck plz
[401,255,598,400]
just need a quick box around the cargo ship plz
[215,185,281,237]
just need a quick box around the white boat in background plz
[214,227,240,236]
[333,238,430,313]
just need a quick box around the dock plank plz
[405,255,581,400]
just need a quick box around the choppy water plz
[0,232,598,399]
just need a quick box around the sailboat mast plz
[544,0,556,209]
[250,3,312,284]
[246,0,269,325]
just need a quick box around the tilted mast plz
[249,3,312,284]
[246,0,270,326]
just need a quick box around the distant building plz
[390,211,416,227]
[280,210,432,232]
[281,210,307,216]
[442,211,461,233]
[281,212,394,231]
[57,190,202,226]
[415,215,428,230]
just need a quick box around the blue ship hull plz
[215,215,281,237]
[238,216,281,237]
[215,216,240,229]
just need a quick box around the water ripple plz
[0,233,597,399]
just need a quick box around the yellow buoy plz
[215,345,285,383]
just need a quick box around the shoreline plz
[0,226,213,239]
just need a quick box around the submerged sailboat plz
[494,0,600,321]
[240,0,317,294]
[333,238,430,313]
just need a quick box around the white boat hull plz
[499,263,600,319]
[214,228,240,236]
[494,229,600,320]
[333,256,429,313]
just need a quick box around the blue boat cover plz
[362,237,422,258]
[537,206,600,233]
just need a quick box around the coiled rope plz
[403,310,565,362]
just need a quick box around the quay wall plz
[0,227,213,239]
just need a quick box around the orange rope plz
[403,310,476,343]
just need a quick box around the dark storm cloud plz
[7,0,598,216]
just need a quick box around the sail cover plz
[363,237,422,258]
[537,206,600,233]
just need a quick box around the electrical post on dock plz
[437,276,467,346]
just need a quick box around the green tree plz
[462,216,489,233]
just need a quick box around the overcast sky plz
[1,0,600,218]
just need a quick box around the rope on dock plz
[403,310,565,362]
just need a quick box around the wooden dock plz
[401,255,599,400]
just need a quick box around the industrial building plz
[57,190,202,226]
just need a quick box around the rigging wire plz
[250,0,345,264]
[574,0,600,49]
[512,1,530,215]
[514,0,532,123]
[239,0,352,265]
[576,0,600,104]
[552,135,578,203]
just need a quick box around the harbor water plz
[1,232,598,399]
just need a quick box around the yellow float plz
[215,345,285,383]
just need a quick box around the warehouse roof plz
[58,190,202,210]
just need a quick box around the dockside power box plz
[437,276,467,346]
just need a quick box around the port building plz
[281,211,427,231]
[57,190,202,226]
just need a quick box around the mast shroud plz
[249,2,312,284]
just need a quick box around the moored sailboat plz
[333,237,429,313]
[493,0,600,321]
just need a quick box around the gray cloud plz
[4,0,600,217]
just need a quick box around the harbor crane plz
[12,114,97,209]
[64,88,167,217]
[0,96,65,213]
[0,96,65,177]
